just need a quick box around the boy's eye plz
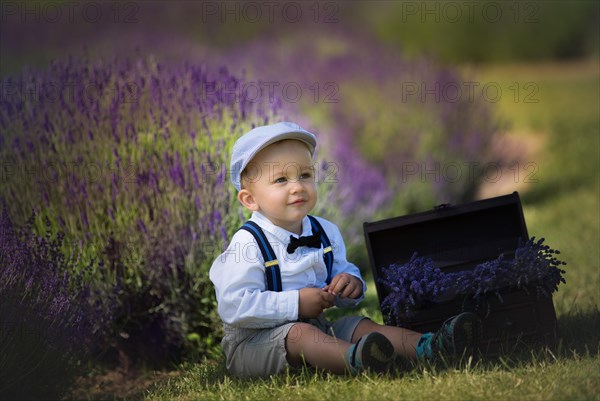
[274,177,287,183]
[300,172,313,180]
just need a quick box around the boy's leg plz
[351,319,422,360]
[351,312,482,362]
[285,322,351,374]
[285,322,394,374]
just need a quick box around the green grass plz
[142,59,600,401]
[144,351,599,401]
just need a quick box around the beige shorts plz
[221,314,367,377]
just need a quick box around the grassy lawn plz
[141,60,600,401]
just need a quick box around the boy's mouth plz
[289,199,306,206]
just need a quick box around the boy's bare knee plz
[285,323,315,366]
[286,322,318,345]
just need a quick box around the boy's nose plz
[289,179,304,193]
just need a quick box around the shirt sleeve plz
[316,217,367,308]
[209,230,299,328]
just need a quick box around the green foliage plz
[362,1,599,63]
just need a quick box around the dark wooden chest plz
[363,192,559,355]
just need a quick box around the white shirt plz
[209,211,367,329]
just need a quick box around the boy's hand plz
[324,273,362,299]
[298,288,335,319]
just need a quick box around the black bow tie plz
[287,233,321,254]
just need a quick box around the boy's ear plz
[237,189,259,211]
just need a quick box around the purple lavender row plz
[379,237,566,321]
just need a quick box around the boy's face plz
[237,139,317,234]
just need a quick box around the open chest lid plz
[363,192,529,306]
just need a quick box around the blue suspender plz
[239,216,334,292]
[307,215,334,286]
[240,221,283,292]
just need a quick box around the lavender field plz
[1,2,598,400]
[0,35,501,400]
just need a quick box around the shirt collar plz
[251,211,313,244]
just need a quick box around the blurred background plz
[1,1,598,399]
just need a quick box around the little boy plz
[209,122,481,377]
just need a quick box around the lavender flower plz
[0,206,109,400]
[0,53,277,366]
[379,238,566,322]
[379,253,449,321]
